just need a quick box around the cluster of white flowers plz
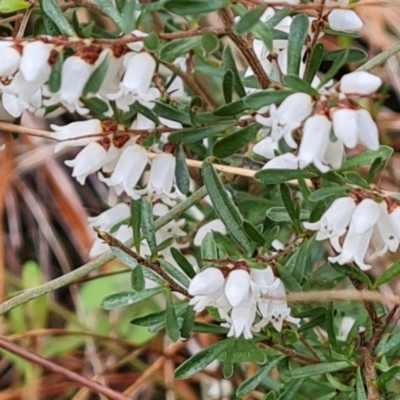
[188,266,299,339]
[0,31,184,119]
[304,195,400,270]
[254,71,382,173]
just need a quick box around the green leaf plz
[0,0,30,13]
[39,0,76,36]
[180,306,195,340]
[160,259,190,288]
[81,97,109,116]
[243,221,265,246]
[153,102,192,126]
[174,340,230,379]
[121,0,137,33]
[280,183,301,231]
[175,145,190,194]
[236,358,282,397]
[256,169,318,185]
[308,186,351,202]
[343,171,370,189]
[318,49,348,88]
[330,263,372,288]
[141,199,157,254]
[323,48,368,63]
[245,89,295,109]
[223,46,246,97]
[340,145,393,171]
[92,0,126,32]
[144,32,159,51]
[223,70,234,104]
[201,233,218,262]
[163,0,225,15]
[193,322,229,334]
[160,37,202,63]
[376,366,400,387]
[305,43,324,83]
[83,53,110,95]
[356,367,367,400]
[170,248,196,279]
[214,99,247,116]
[378,327,400,356]
[101,287,165,310]
[287,14,309,76]
[202,161,254,255]
[277,379,304,400]
[130,303,187,327]
[169,123,234,144]
[266,206,310,222]
[284,361,350,380]
[132,101,159,125]
[326,373,353,391]
[212,123,261,158]
[110,246,138,270]
[131,199,142,253]
[48,52,64,93]
[202,31,219,54]
[282,74,319,96]
[131,265,145,291]
[374,260,400,288]
[165,291,180,342]
[235,5,267,35]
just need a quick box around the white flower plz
[225,270,251,307]
[262,153,298,170]
[327,9,363,33]
[297,114,332,173]
[323,139,344,170]
[256,93,313,149]
[338,317,355,341]
[253,136,279,159]
[140,153,177,206]
[65,142,116,185]
[99,144,148,199]
[122,52,156,95]
[0,45,21,76]
[332,108,358,149]
[328,199,381,270]
[51,119,104,153]
[340,71,382,96]
[194,219,227,246]
[227,297,257,340]
[88,203,130,230]
[20,41,53,82]
[356,108,379,150]
[304,197,356,251]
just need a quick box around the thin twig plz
[359,331,380,400]
[219,8,271,89]
[0,336,131,400]
[261,341,320,365]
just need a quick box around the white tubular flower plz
[227,298,257,340]
[98,48,125,96]
[304,197,356,251]
[142,153,177,206]
[88,203,130,230]
[256,93,313,148]
[51,119,103,153]
[328,199,381,270]
[389,207,400,239]
[253,136,279,159]
[338,316,355,341]
[373,201,399,255]
[99,144,148,199]
[20,41,53,82]
[327,9,363,33]
[332,108,358,149]
[356,109,379,150]
[65,142,114,185]
[262,153,298,170]
[225,270,251,307]
[194,219,227,246]
[323,139,344,170]
[0,45,21,76]
[297,114,332,173]
[340,71,382,96]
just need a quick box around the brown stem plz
[368,305,398,353]
[359,331,380,400]
[262,342,320,365]
[351,278,378,328]
[0,336,131,400]
[96,230,189,296]
[219,8,271,89]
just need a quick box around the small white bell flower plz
[256,92,313,148]
[332,108,359,149]
[297,114,332,173]
[88,203,130,230]
[340,71,382,96]
[224,269,251,307]
[304,197,356,251]
[20,41,53,82]
[50,119,104,153]
[327,9,363,33]
[356,108,379,150]
[0,45,21,76]
[262,153,298,170]
[323,139,345,170]
[253,136,279,159]
[373,201,399,256]
[65,142,114,185]
[188,267,225,296]
[227,297,258,339]
[99,144,148,199]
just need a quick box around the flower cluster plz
[304,194,400,270]
[255,71,382,173]
[51,118,180,204]
[188,266,299,339]
[0,32,183,119]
